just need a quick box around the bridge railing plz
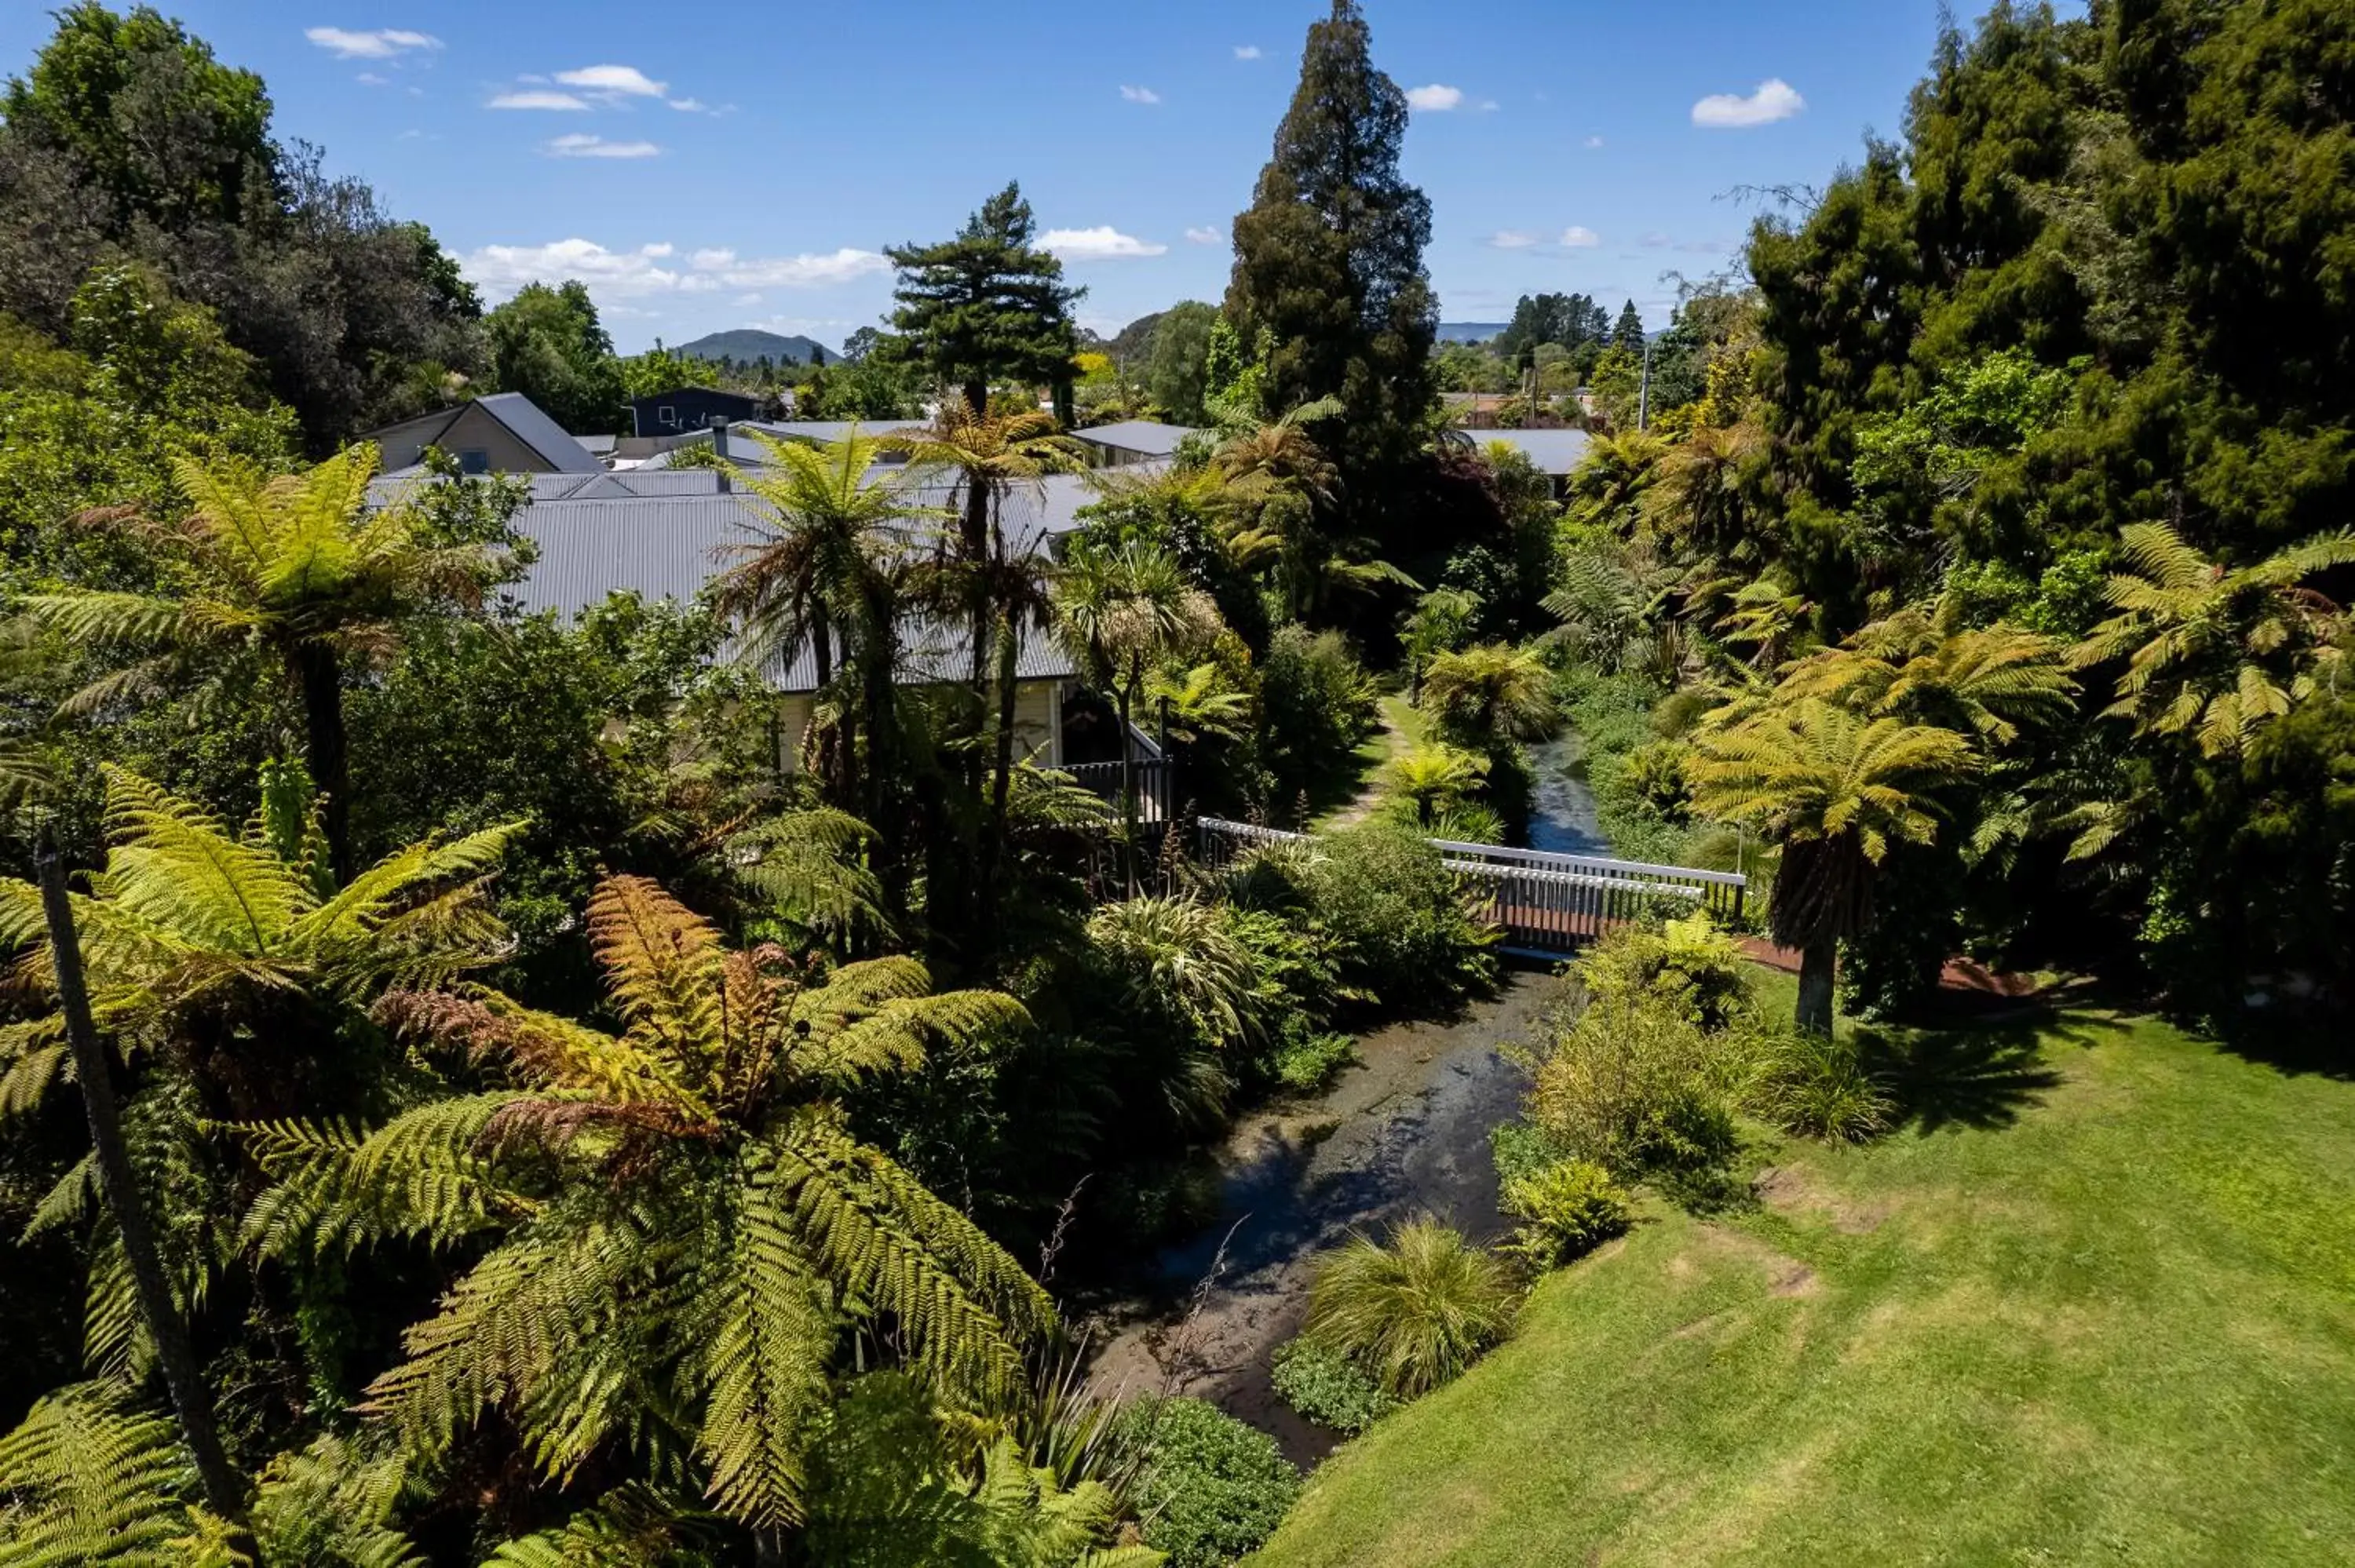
[1196,817,1745,956]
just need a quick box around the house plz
[1070,419,1197,468]
[358,392,604,476]
[483,465,1112,772]
[1460,427,1594,494]
[629,385,762,438]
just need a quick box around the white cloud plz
[1185,225,1223,245]
[460,239,890,303]
[1405,84,1463,112]
[1560,225,1601,248]
[1233,44,1261,59]
[556,64,667,97]
[1692,78,1804,129]
[667,97,706,111]
[1475,98,1499,112]
[356,71,387,86]
[1119,84,1160,104]
[304,27,440,60]
[490,89,590,111]
[546,133,660,159]
[734,293,763,305]
[1488,230,1539,250]
[1040,227,1167,261]
[698,247,892,288]
[1583,134,1605,148]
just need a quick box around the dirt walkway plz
[1084,970,1572,1464]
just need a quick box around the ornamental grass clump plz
[1302,1217,1517,1400]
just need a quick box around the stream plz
[1084,742,1598,1464]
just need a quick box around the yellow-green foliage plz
[243,874,1051,1530]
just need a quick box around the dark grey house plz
[630,385,762,438]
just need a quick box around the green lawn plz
[1251,1004,2355,1566]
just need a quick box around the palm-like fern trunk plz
[295,643,351,884]
[1797,939,1837,1037]
[35,837,247,1524]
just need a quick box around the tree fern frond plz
[0,1383,195,1563]
[589,877,729,1070]
[484,1482,716,1568]
[98,766,311,955]
[238,1095,531,1260]
[374,989,710,1119]
[697,1174,834,1529]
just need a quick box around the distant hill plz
[674,328,836,365]
[1438,322,1510,345]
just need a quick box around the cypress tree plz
[887,182,1081,416]
[1226,0,1437,484]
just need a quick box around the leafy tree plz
[243,873,1050,1530]
[1226,0,1437,495]
[887,184,1082,417]
[1688,699,1977,1034]
[486,280,624,435]
[0,6,486,443]
[24,446,518,879]
[1144,301,1219,425]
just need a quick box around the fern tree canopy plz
[243,873,1051,1528]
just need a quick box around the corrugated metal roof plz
[768,620,1075,693]
[502,492,1075,691]
[1465,427,1593,475]
[1072,420,1197,458]
[472,392,604,473]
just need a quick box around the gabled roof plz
[1070,420,1198,458]
[470,392,603,472]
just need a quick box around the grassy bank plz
[1250,1002,2355,1565]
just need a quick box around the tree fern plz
[243,873,1053,1532]
[0,1383,195,1565]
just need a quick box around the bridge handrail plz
[1197,817,1746,894]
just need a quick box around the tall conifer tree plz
[1226,0,1437,490]
[1613,298,1647,353]
[887,183,1081,418]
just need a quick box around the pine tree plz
[887,183,1082,417]
[1612,298,1646,354]
[1225,0,1437,488]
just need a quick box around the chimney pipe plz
[710,417,730,462]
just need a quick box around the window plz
[657,405,677,428]
[455,448,490,474]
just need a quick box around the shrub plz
[1088,895,1261,1050]
[1298,822,1499,1005]
[1526,985,1743,1185]
[1501,1158,1630,1267]
[1577,913,1754,1031]
[1749,1026,1894,1143]
[1304,1218,1518,1398]
[1272,1026,1356,1094]
[1115,1396,1300,1568]
[1256,625,1378,809]
[1624,739,1692,820]
[1271,1334,1397,1435]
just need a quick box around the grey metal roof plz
[577,433,618,455]
[472,392,603,473]
[768,621,1075,693]
[1071,420,1197,458]
[1463,427,1594,475]
[502,490,1074,692]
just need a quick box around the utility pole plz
[1638,328,1654,432]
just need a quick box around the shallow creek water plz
[1083,743,1601,1464]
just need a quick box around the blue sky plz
[0,2,1955,354]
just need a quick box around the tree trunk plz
[811,605,841,803]
[980,607,1022,939]
[963,479,992,697]
[36,834,246,1524]
[295,642,351,885]
[1797,938,1837,1037]
[1116,675,1139,892]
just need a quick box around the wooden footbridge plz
[1196,817,1747,957]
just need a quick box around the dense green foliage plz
[1301,1219,1517,1399]
[1113,1397,1300,1568]
[1269,1335,1396,1435]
